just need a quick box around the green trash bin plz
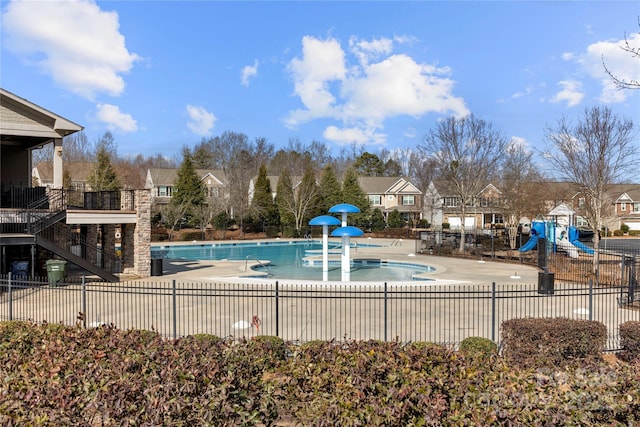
[46,260,66,286]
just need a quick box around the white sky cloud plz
[550,80,585,107]
[286,35,468,146]
[565,33,640,103]
[95,104,138,133]
[186,105,216,136]
[241,60,259,86]
[2,0,139,100]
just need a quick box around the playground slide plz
[556,236,579,258]
[518,235,538,252]
[568,226,595,254]
[518,221,546,252]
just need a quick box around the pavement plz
[146,237,542,285]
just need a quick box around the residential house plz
[427,180,504,230]
[32,161,95,191]
[612,186,640,231]
[358,176,423,226]
[1,88,151,280]
[145,168,226,207]
[247,175,303,204]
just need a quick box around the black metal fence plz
[2,274,638,351]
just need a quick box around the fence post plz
[384,282,388,342]
[275,281,279,337]
[82,276,87,329]
[491,282,496,342]
[8,272,13,321]
[588,279,593,322]
[172,280,177,340]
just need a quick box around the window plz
[443,197,459,207]
[578,198,586,208]
[369,195,382,206]
[209,187,219,198]
[402,195,415,206]
[158,186,171,197]
[621,202,627,211]
[634,203,640,213]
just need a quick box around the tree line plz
[36,106,638,249]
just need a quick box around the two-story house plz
[145,168,226,208]
[358,176,423,226]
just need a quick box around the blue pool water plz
[152,241,434,281]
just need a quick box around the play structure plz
[519,220,594,258]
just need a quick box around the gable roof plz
[358,176,422,195]
[1,88,83,148]
[147,168,226,187]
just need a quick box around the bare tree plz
[500,140,546,248]
[543,106,638,276]
[419,115,508,252]
[603,19,640,90]
[276,166,319,234]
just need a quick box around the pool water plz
[152,241,434,281]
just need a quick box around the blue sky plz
[2,0,639,160]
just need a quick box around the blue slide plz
[518,221,545,252]
[568,226,594,254]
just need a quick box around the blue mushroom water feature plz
[309,215,341,281]
[328,204,363,281]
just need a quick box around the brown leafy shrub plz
[619,321,640,362]
[501,317,607,370]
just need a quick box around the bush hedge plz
[1,322,639,426]
[501,317,607,370]
[620,321,640,362]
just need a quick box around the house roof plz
[358,176,422,194]
[33,161,95,183]
[147,168,226,187]
[1,88,83,148]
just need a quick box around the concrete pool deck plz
[148,237,541,285]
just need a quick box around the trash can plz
[538,271,554,295]
[151,258,163,276]
[46,260,66,286]
[11,261,29,284]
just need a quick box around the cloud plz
[2,0,139,99]
[186,105,216,136]
[286,35,468,146]
[550,80,585,107]
[241,60,259,86]
[565,33,640,103]
[95,104,138,133]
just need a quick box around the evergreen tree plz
[317,164,342,212]
[275,167,295,226]
[251,163,279,226]
[88,145,121,191]
[341,167,370,227]
[387,209,405,228]
[170,148,205,226]
[370,208,386,231]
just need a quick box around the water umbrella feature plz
[309,215,341,281]
[328,204,362,281]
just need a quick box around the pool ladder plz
[245,256,272,276]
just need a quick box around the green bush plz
[620,321,640,362]
[614,229,624,236]
[501,317,607,370]
[459,336,498,357]
[621,223,630,234]
[629,230,640,236]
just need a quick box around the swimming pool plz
[152,241,434,281]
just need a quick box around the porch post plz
[52,138,63,189]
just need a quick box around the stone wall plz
[133,189,151,276]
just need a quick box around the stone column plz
[103,224,115,271]
[134,189,151,276]
[121,224,135,274]
[86,225,98,265]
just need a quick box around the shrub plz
[620,321,640,362]
[501,317,607,370]
[629,230,640,236]
[614,229,624,236]
[459,336,498,358]
[621,223,630,234]
[442,222,450,230]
